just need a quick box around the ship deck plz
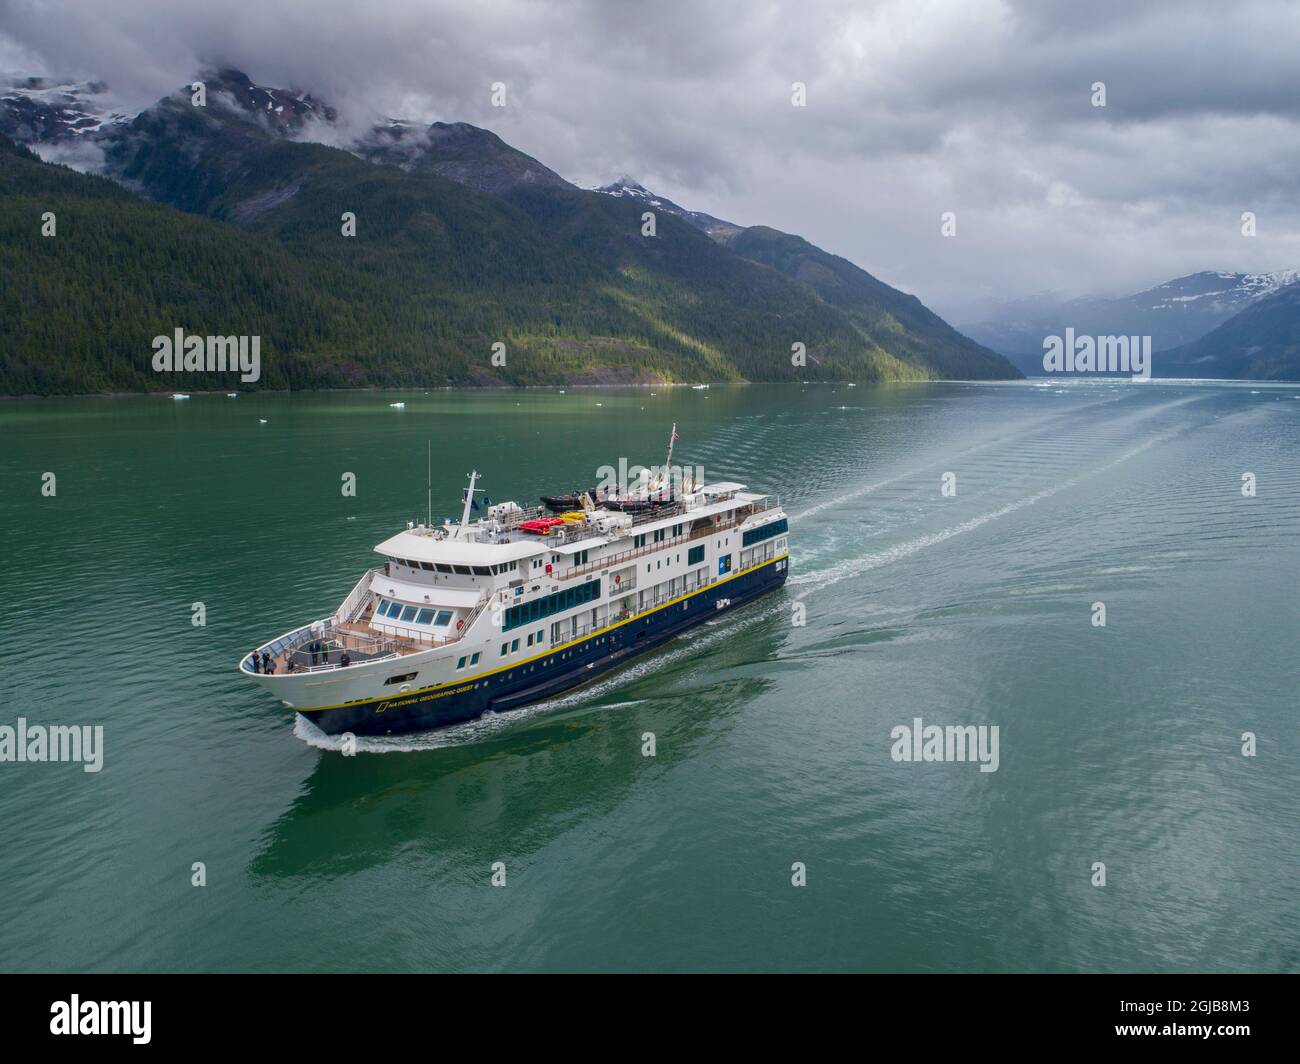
[261,619,437,675]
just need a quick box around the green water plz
[1,381,1296,972]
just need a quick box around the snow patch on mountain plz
[1147,269,1300,309]
[0,75,130,145]
[593,176,741,238]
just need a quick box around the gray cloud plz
[4,0,1300,320]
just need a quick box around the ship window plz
[400,606,419,622]
[501,643,508,656]
[435,564,454,574]
[383,600,404,618]
[502,579,600,632]
[472,566,491,576]
[536,630,543,644]
[453,565,472,575]
[526,633,533,647]
[688,546,704,565]
[511,639,519,652]
[456,657,467,670]
[434,610,453,626]
[420,562,436,571]
[384,672,418,685]
[416,608,435,625]
[470,653,480,665]
[742,518,789,548]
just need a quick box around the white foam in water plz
[790,425,1187,601]
[790,398,1126,522]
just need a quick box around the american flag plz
[671,429,681,442]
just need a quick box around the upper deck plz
[375,482,774,563]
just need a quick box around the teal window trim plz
[504,579,601,632]
[742,517,788,548]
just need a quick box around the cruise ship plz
[239,435,790,736]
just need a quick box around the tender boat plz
[540,489,598,513]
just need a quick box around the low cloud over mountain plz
[5,0,1300,322]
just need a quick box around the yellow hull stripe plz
[301,552,789,713]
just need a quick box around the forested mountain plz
[0,69,1021,394]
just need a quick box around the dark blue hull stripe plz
[305,556,789,736]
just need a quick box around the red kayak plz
[520,517,565,534]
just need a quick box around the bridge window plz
[742,518,789,548]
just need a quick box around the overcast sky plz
[4,0,1300,321]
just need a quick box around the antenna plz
[427,440,432,527]
[459,470,481,529]
[662,422,679,499]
